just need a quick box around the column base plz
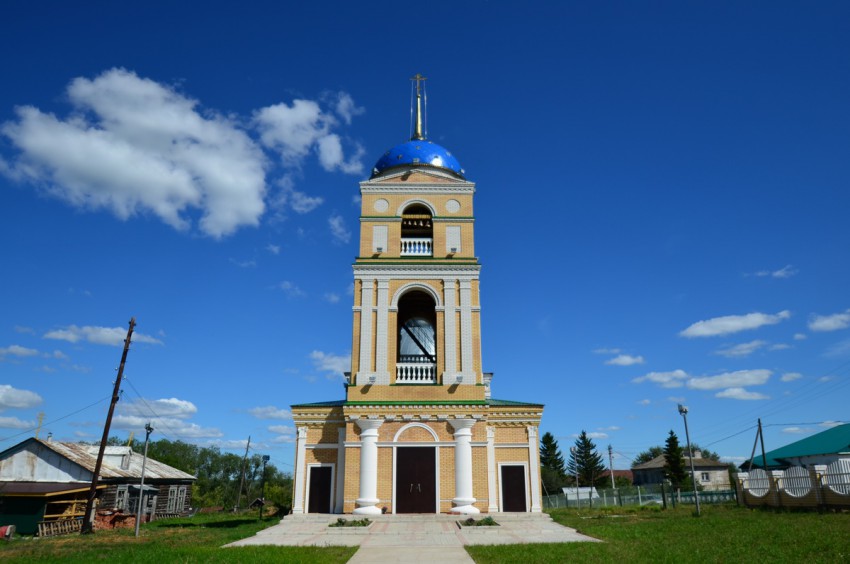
[353,499,382,516]
[450,499,480,515]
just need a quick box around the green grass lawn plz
[0,512,356,563]
[466,505,850,563]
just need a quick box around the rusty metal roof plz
[9,439,195,482]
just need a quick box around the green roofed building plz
[744,423,850,470]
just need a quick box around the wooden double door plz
[395,447,436,513]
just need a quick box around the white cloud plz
[268,424,295,435]
[753,265,798,279]
[680,310,791,338]
[824,338,850,358]
[248,406,292,420]
[632,369,688,388]
[667,396,686,403]
[310,350,350,377]
[0,384,43,411]
[14,326,35,334]
[48,350,68,360]
[637,399,651,405]
[0,416,35,429]
[0,344,39,357]
[782,426,814,434]
[275,185,323,214]
[112,414,223,438]
[278,280,306,298]
[793,333,807,341]
[714,340,767,358]
[780,372,802,382]
[328,214,351,244]
[598,426,621,431]
[266,244,280,255]
[715,388,769,400]
[808,309,850,332]
[2,68,267,238]
[324,292,341,304]
[43,324,163,346]
[229,258,256,268]
[605,354,645,366]
[687,369,771,390]
[769,343,790,351]
[254,96,363,175]
[120,397,198,419]
[592,348,621,355]
[821,420,843,428]
[573,431,608,439]
[333,92,365,125]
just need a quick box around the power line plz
[0,395,112,445]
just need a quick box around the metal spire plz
[411,73,427,140]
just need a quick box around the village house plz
[632,451,731,491]
[0,437,195,535]
[289,77,545,515]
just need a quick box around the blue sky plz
[1,2,849,472]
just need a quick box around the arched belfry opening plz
[396,290,437,383]
[401,204,433,256]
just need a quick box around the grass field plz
[1,505,847,562]
[466,505,850,563]
[0,513,356,563]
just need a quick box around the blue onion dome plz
[371,139,465,179]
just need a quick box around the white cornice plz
[353,265,481,277]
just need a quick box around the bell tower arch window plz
[396,290,437,383]
[401,204,433,256]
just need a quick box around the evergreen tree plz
[539,432,568,493]
[663,430,687,487]
[566,431,606,487]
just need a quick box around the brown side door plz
[501,465,528,512]
[307,466,333,513]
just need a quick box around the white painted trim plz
[356,279,374,385]
[527,426,542,512]
[486,426,498,513]
[498,462,530,513]
[305,462,335,514]
[442,278,458,382]
[375,279,390,380]
[305,444,339,450]
[390,282,443,308]
[396,198,437,216]
[335,428,346,513]
[392,422,439,442]
[292,427,308,514]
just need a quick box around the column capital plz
[297,426,308,439]
[449,418,476,432]
[356,418,384,432]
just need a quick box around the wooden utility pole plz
[81,317,135,534]
[234,436,251,511]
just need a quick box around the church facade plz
[290,78,543,515]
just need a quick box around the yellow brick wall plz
[345,383,486,402]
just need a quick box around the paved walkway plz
[226,513,597,562]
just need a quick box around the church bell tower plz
[290,76,543,517]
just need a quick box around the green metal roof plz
[290,400,346,408]
[747,423,850,468]
[487,398,544,408]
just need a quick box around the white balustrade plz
[400,238,433,256]
[396,362,436,384]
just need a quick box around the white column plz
[357,279,374,384]
[459,280,474,382]
[449,418,480,514]
[374,279,390,384]
[527,426,542,512]
[442,278,458,383]
[486,426,498,512]
[353,418,383,515]
[292,427,308,514]
[334,427,346,513]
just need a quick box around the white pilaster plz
[442,278,458,383]
[357,279,374,384]
[353,418,383,515]
[374,279,390,384]
[449,418,480,514]
[459,280,475,383]
[292,427,308,514]
[486,426,498,513]
[527,426,542,512]
[334,427,346,513]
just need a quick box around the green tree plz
[567,431,607,487]
[632,446,664,467]
[663,430,687,487]
[539,432,568,494]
